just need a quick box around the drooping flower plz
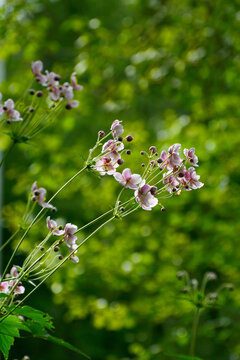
[102,139,124,160]
[184,167,204,190]
[71,72,83,91]
[46,216,64,236]
[31,60,47,86]
[134,183,158,211]
[31,181,56,211]
[184,148,199,167]
[163,173,180,193]
[63,223,78,245]
[93,157,119,175]
[8,266,25,296]
[0,281,9,294]
[0,99,23,122]
[159,143,182,170]
[113,168,142,189]
[111,120,124,138]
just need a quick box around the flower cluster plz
[177,270,234,309]
[31,61,83,109]
[47,217,79,263]
[93,121,204,211]
[31,182,56,212]
[0,266,25,296]
[0,93,22,123]
[93,120,125,175]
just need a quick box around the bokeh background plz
[1,0,240,359]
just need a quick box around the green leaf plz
[39,334,91,359]
[0,316,22,337]
[0,333,14,360]
[10,306,54,330]
[0,294,9,299]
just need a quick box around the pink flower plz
[184,148,199,167]
[31,181,56,211]
[102,140,124,160]
[114,168,142,189]
[184,167,204,190]
[71,72,83,91]
[0,99,23,122]
[159,144,182,170]
[111,120,124,138]
[134,183,158,211]
[0,282,9,294]
[63,223,78,245]
[46,216,64,236]
[163,173,179,193]
[8,266,25,296]
[94,157,119,175]
[31,60,47,86]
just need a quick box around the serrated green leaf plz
[10,306,54,330]
[0,316,22,337]
[39,334,91,359]
[24,319,46,336]
[0,333,14,359]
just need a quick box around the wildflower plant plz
[175,270,234,360]
[0,60,205,360]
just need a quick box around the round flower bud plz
[29,89,35,95]
[157,158,163,164]
[117,158,124,165]
[149,146,157,154]
[54,75,61,81]
[126,135,133,142]
[126,150,131,155]
[120,206,125,212]
[150,186,157,195]
[58,255,63,260]
[118,136,123,142]
[3,106,7,111]
[29,107,35,113]
[40,247,44,251]
[206,272,217,281]
[141,163,145,167]
[161,207,166,212]
[54,246,60,252]
[36,91,43,97]
[140,151,145,155]
[98,130,105,138]
[65,103,72,110]
[150,160,157,167]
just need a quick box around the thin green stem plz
[0,228,20,252]
[0,141,15,168]
[0,215,115,323]
[0,166,87,281]
[189,308,200,359]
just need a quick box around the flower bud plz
[120,206,125,212]
[40,247,44,251]
[126,150,131,155]
[157,158,163,164]
[98,130,105,138]
[150,186,157,195]
[118,136,123,142]
[206,272,217,281]
[149,146,157,154]
[58,255,63,260]
[117,158,124,165]
[29,89,35,95]
[177,271,184,280]
[36,91,43,97]
[150,160,157,167]
[141,163,145,167]
[161,207,166,211]
[126,135,133,142]
[65,103,72,110]
[29,107,35,113]
[140,151,145,155]
[54,246,60,252]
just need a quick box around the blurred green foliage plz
[1,0,240,359]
